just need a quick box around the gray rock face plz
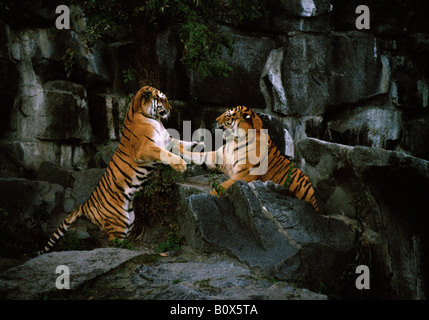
[0,248,142,299]
[133,258,326,300]
[261,32,389,117]
[297,138,429,299]
[189,29,275,108]
[270,0,332,18]
[0,177,65,255]
[178,179,355,288]
[325,106,402,149]
[0,164,105,254]
[328,32,389,106]
[0,247,327,300]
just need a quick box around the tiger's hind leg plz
[105,222,131,246]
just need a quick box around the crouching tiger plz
[39,86,200,254]
[177,106,319,212]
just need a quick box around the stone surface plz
[270,0,332,17]
[262,34,330,116]
[133,256,327,300]
[0,0,428,301]
[189,29,275,108]
[328,32,389,105]
[325,106,403,149]
[0,177,65,255]
[36,81,92,142]
[259,113,294,158]
[64,168,105,212]
[178,179,356,290]
[260,48,287,115]
[0,248,143,299]
[0,247,327,300]
[297,138,429,299]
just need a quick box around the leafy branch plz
[76,0,268,79]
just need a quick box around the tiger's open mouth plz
[159,109,169,118]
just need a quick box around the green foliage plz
[76,0,268,78]
[122,68,138,84]
[208,172,226,196]
[138,165,182,198]
[283,161,296,189]
[110,237,134,249]
[156,224,182,252]
[0,207,8,218]
[56,230,86,251]
[195,278,213,288]
[79,0,132,48]
[61,47,76,78]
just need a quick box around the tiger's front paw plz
[209,189,223,197]
[171,157,187,173]
[191,141,205,150]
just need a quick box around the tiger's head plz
[132,86,172,120]
[216,106,264,137]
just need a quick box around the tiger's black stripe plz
[38,86,176,254]
[187,105,319,212]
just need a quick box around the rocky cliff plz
[0,0,428,299]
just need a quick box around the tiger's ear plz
[250,111,264,129]
[131,93,143,113]
[144,90,152,101]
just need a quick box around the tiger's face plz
[216,106,261,137]
[137,86,172,120]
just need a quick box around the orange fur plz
[39,86,192,254]
[180,106,319,212]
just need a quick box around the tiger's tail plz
[38,207,83,255]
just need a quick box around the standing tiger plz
[39,86,198,254]
[177,106,319,212]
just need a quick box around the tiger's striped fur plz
[39,86,196,254]
[179,106,319,212]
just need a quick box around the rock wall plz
[160,0,429,161]
[0,3,135,177]
[1,0,428,299]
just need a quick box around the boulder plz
[325,105,403,149]
[328,32,390,105]
[0,248,143,299]
[282,33,330,116]
[330,0,429,35]
[0,165,105,255]
[7,79,91,143]
[87,92,129,141]
[269,0,332,17]
[262,34,330,116]
[36,81,92,142]
[0,247,327,300]
[0,57,19,138]
[401,112,429,160]
[37,161,75,188]
[259,113,295,158]
[1,141,93,173]
[0,1,57,28]
[156,28,189,101]
[6,21,112,85]
[0,177,65,256]
[189,28,275,108]
[63,168,105,213]
[297,137,429,299]
[177,179,356,291]
[133,258,326,300]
